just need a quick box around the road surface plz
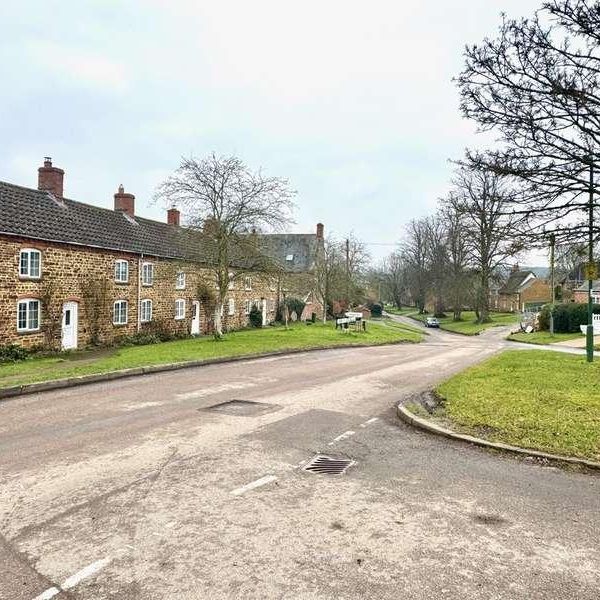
[0,322,598,599]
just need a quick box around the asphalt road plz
[0,322,598,599]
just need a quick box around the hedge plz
[539,303,600,333]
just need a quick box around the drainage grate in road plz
[201,399,278,416]
[303,455,355,475]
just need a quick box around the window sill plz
[142,284,153,287]
[113,322,128,327]
[115,280,130,285]
[17,329,41,335]
[174,316,185,321]
[19,276,42,282]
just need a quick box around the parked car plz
[425,317,440,328]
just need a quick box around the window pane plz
[29,300,39,329]
[30,252,40,277]
[18,302,27,329]
[20,252,28,276]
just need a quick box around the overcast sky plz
[1,0,545,263]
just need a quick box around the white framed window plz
[142,262,154,286]
[228,298,235,316]
[114,260,129,283]
[286,254,294,262]
[176,271,186,290]
[245,299,252,315]
[17,299,40,332]
[228,272,235,290]
[175,298,186,320]
[244,276,252,291]
[113,300,128,325]
[140,299,153,322]
[592,294,600,305]
[19,249,41,279]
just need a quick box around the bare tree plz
[154,154,296,337]
[401,218,430,314]
[424,215,449,317]
[381,250,408,309]
[456,0,600,243]
[449,166,525,323]
[440,200,472,321]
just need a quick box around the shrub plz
[249,303,263,328]
[285,297,306,321]
[0,343,30,363]
[370,303,383,318]
[542,303,600,333]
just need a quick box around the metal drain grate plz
[303,455,355,475]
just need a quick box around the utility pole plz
[549,233,555,335]
[586,157,595,363]
[345,238,350,307]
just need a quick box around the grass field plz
[383,305,418,316]
[0,320,422,389]
[435,350,600,461]
[507,331,583,345]
[411,311,518,335]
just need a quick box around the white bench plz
[580,314,600,334]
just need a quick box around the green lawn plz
[411,311,518,335]
[384,305,418,316]
[507,331,583,345]
[0,320,422,390]
[435,350,600,461]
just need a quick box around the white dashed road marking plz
[32,556,113,600]
[231,475,277,496]
[61,557,112,590]
[328,430,356,445]
[33,588,60,600]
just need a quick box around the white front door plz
[61,302,78,350]
[191,301,201,335]
[261,298,267,326]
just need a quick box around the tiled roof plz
[0,180,318,271]
[499,270,535,295]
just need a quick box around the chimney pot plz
[38,157,65,198]
[316,222,324,239]
[114,185,135,217]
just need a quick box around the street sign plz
[584,262,598,280]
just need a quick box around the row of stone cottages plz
[0,158,325,351]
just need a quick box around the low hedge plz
[539,302,600,333]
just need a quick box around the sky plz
[0,0,546,264]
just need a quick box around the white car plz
[425,317,440,328]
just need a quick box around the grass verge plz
[411,310,518,335]
[0,320,421,390]
[434,350,600,461]
[507,331,583,345]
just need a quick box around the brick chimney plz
[114,184,135,217]
[38,157,65,198]
[167,206,180,226]
[316,222,324,239]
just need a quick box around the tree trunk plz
[478,271,491,323]
[214,303,224,339]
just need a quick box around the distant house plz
[573,281,600,305]
[497,268,552,313]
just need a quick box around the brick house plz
[497,268,552,313]
[572,280,600,305]
[0,159,324,350]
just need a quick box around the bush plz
[0,343,30,363]
[370,303,383,318]
[119,332,163,346]
[541,303,600,332]
[249,303,263,328]
[285,297,306,321]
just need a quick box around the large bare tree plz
[401,218,430,314]
[449,166,525,323]
[155,154,296,337]
[456,0,600,243]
